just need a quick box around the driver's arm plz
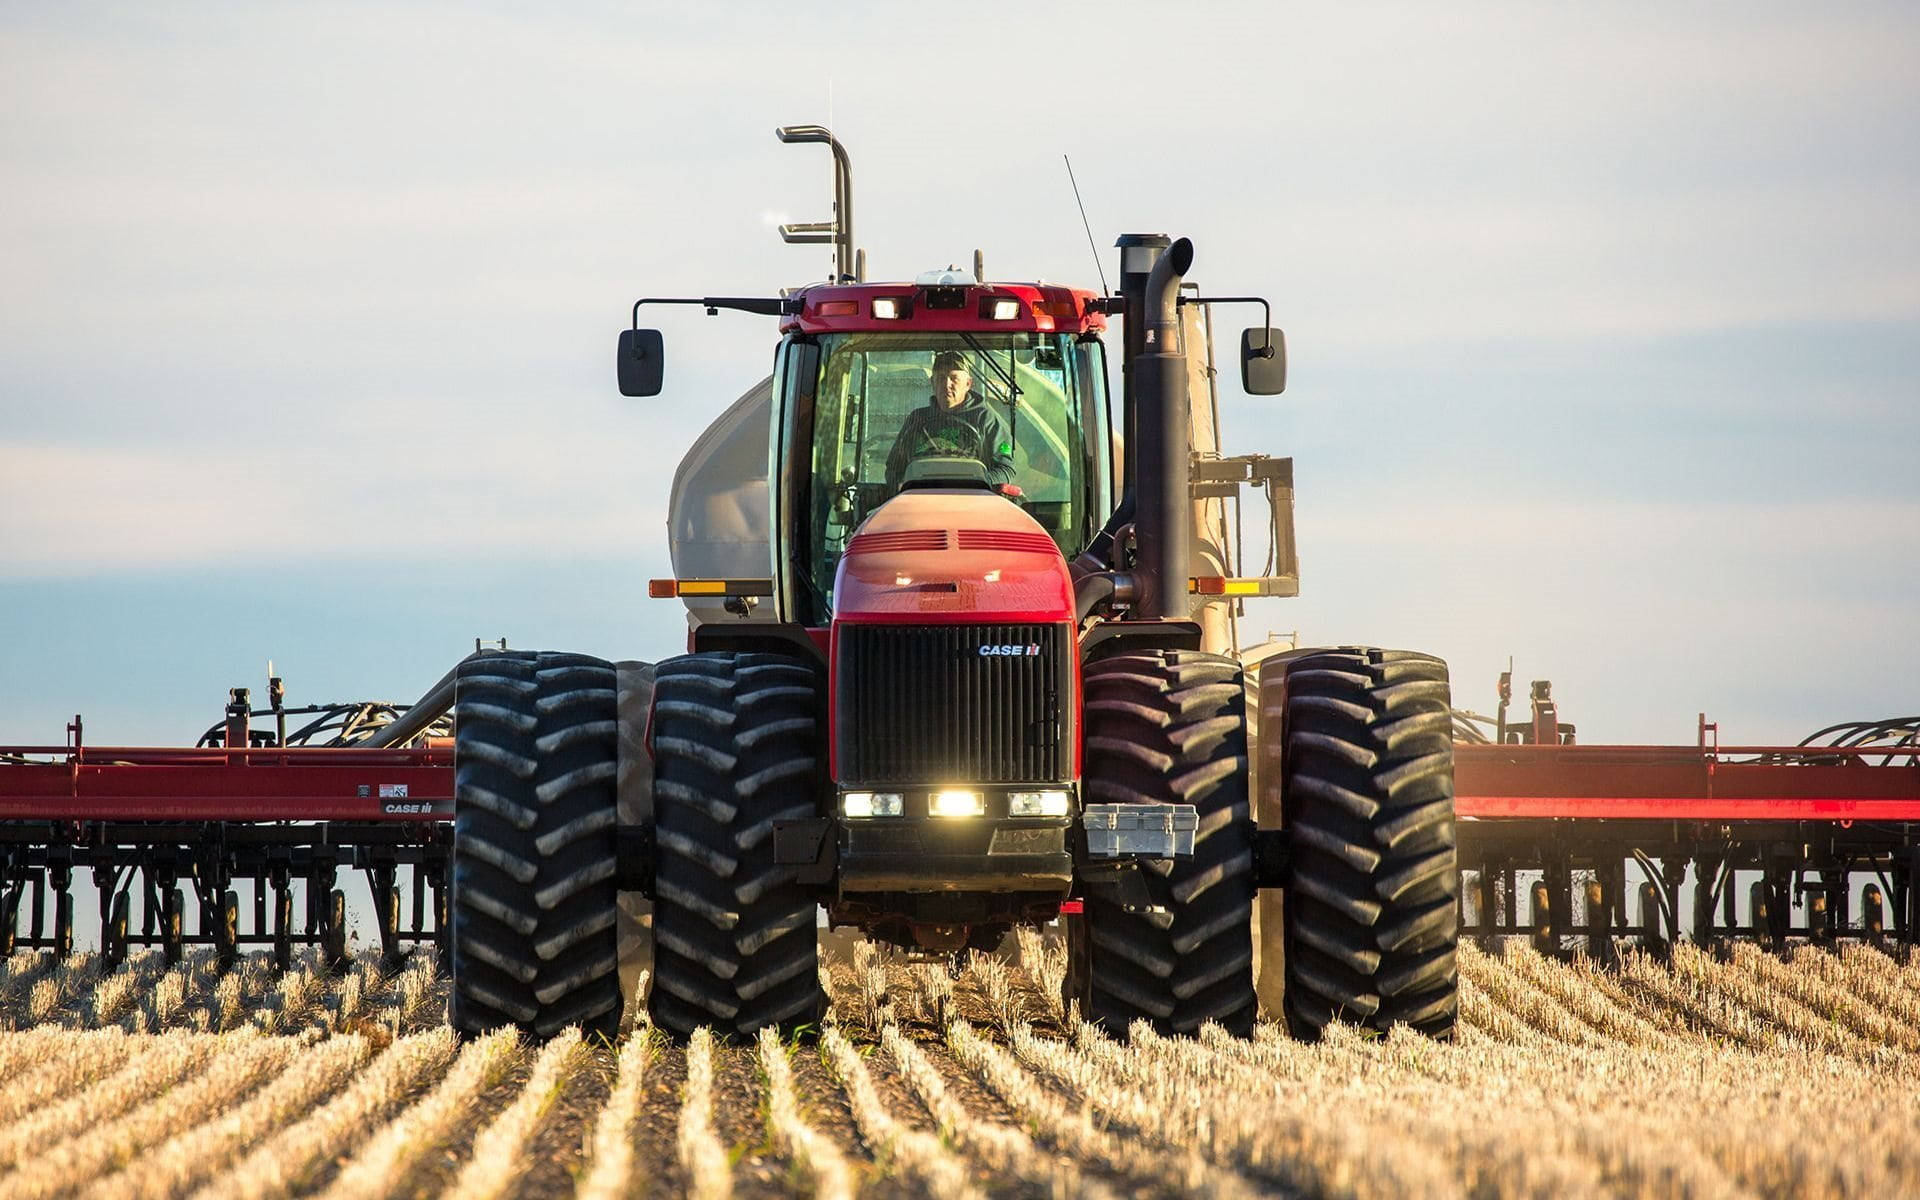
[978,408,1018,486]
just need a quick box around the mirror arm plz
[629,296,798,333]
[1178,295,1274,353]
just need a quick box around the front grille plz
[836,623,1073,784]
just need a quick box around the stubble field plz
[0,932,1916,1200]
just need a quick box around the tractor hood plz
[832,490,1074,624]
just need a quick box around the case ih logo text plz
[977,643,1042,657]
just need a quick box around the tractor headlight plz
[929,789,987,818]
[1008,790,1071,818]
[842,791,903,818]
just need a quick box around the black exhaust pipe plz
[1130,236,1194,620]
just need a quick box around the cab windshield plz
[786,331,1111,620]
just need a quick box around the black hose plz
[1075,572,1137,621]
[361,658,471,748]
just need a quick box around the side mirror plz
[617,328,664,396]
[1240,327,1286,395]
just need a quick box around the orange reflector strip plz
[1189,577,1263,596]
[816,300,859,317]
[648,578,774,599]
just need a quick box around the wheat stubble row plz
[0,941,1912,1198]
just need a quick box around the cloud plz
[0,438,670,578]
[3,4,1915,364]
[1260,494,1920,742]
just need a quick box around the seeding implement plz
[0,720,449,970]
[1454,690,1920,956]
[2,129,1914,1042]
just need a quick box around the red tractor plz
[446,128,1460,1042]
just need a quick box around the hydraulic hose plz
[361,652,485,748]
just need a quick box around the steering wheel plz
[908,411,985,462]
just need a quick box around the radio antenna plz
[1063,155,1110,295]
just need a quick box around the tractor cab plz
[768,275,1114,623]
[618,274,1117,627]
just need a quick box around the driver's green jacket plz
[883,393,1019,491]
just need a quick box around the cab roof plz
[779,280,1108,337]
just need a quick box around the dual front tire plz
[449,652,623,1039]
[1067,650,1259,1036]
[1070,646,1459,1041]
[449,649,824,1041]
[453,644,1456,1043]
[1276,649,1459,1039]
[647,653,827,1038]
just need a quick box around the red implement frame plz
[1455,743,1920,821]
[1451,731,1920,951]
[0,744,452,821]
[2,724,1914,958]
[2,743,1913,822]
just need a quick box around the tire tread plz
[649,651,826,1040]
[450,651,623,1040]
[1073,650,1256,1037]
[1282,647,1459,1041]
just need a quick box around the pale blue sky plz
[3,1,1916,748]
